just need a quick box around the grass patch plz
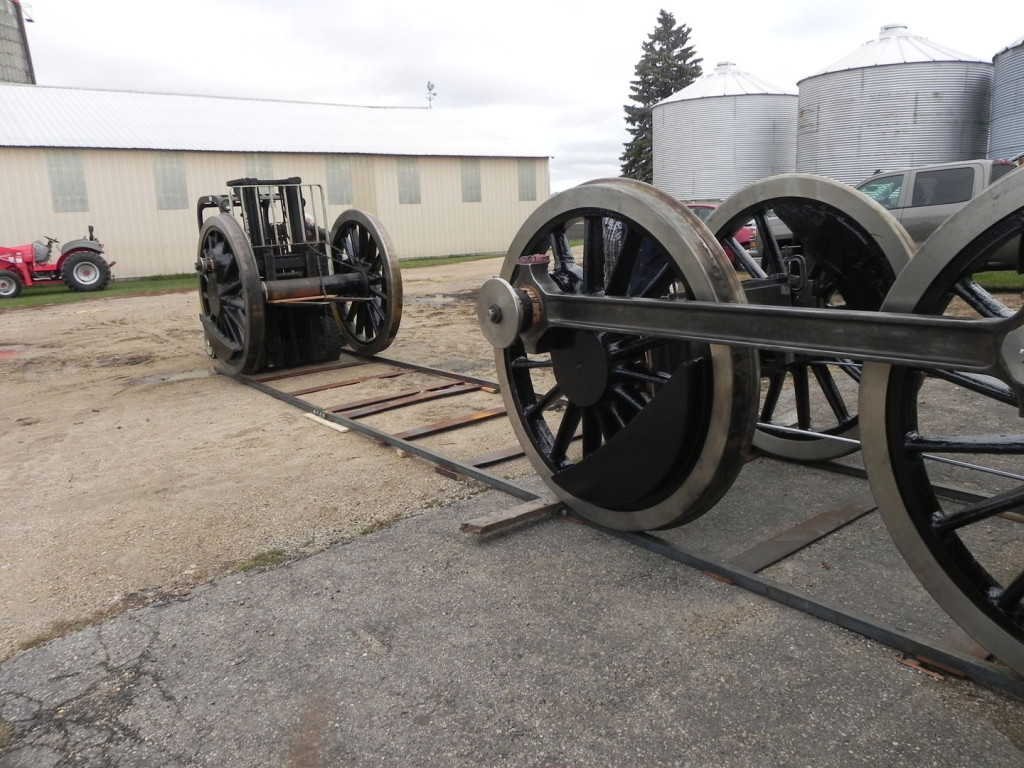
[1,273,197,310]
[232,548,288,572]
[402,252,504,269]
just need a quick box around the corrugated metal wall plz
[652,95,797,201]
[990,41,1024,161]
[0,148,549,278]
[797,62,992,184]
[0,0,33,84]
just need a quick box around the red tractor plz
[0,225,114,299]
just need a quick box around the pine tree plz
[620,10,702,183]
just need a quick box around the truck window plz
[857,174,903,209]
[910,167,974,207]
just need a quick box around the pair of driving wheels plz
[491,174,1024,677]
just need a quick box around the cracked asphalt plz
[2,461,1023,767]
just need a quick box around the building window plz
[245,153,273,180]
[153,152,188,210]
[397,157,421,205]
[47,150,89,212]
[461,157,481,203]
[326,156,353,205]
[517,158,536,202]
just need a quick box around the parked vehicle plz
[0,226,113,298]
[855,159,1022,268]
[686,202,755,251]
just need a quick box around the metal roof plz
[0,84,549,157]
[656,62,795,106]
[810,24,988,77]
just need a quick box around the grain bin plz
[653,62,797,201]
[796,24,992,185]
[990,37,1024,161]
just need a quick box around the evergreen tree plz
[620,10,702,183]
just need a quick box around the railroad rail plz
[224,352,1024,699]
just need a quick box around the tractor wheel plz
[62,251,112,292]
[0,269,23,298]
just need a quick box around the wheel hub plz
[550,331,610,408]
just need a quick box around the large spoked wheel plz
[196,214,266,375]
[861,171,1024,676]
[496,178,759,531]
[329,210,403,355]
[705,175,914,462]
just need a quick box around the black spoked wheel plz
[861,171,1024,676]
[706,175,914,462]
[329,210,402,355]
[496,178,759,531]
[196,214,265,375]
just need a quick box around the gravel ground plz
[0,257,514,662]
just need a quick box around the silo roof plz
[997,37,1024,56]
[656,62,795,106]
[0,83,550,158]
[810,24,989,77]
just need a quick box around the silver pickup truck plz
[856,158,1022,268]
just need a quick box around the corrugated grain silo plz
[652,62,797,201]
[990,37,1024,161]
[796,24,992,185]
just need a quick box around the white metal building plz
[0,84,551,278]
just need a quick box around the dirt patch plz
[0,257,517,661]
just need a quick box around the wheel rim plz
[497,178,758,531]
[73,261,99,285]
[329,210,402,355]
[861,171,1024,675]
[705,175,915,462]
[0,275,15,296]
[196,215,265,374]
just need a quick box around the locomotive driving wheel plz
[861,173,1024,676]
[488,178,759,531]
[705,175,915,462]
[196,214,265,375]
[329,210,403,355]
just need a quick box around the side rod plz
[492,263,1024,397]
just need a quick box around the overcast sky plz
[19,0,1019,191]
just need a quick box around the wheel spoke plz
[792,366,812,430]
[926,370,1018,407]
[581,407,602,455]
[933,485,1024,536]
[524,384,563,420]
[997,569,1024,612]
[810,361,852,424]
[582,214,606,294]
[604,225,644,295]
[905,432,1024,455]
[551,403,582,465]
[953,278,1014,318]
[760,372,785,423]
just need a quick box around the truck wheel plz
[62,252,111,292]
[0,269,23,298]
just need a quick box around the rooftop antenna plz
[426,81,436,108]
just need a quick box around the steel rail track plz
[223,356,1024,700]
